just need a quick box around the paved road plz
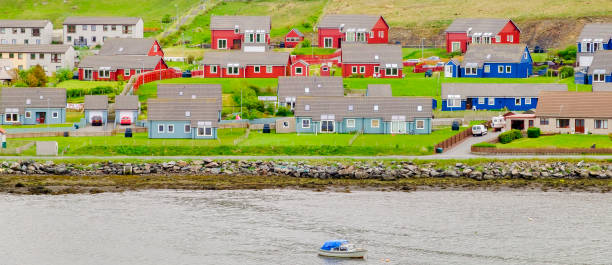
[442,130,500,156]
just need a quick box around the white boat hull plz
[318,249,367,258]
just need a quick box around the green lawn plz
[531,53,550,63]
[402,48,450,59]
[290,47,338,55]
[166,61,199,71]
[494,134,612,149]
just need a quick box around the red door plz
[575,119,585,133]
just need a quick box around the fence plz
[5,126,75,134]
[434,128,473,151]
[413,64,444,73]
[471,146,612,155]
[133,69,183,90]
[293,50,342,65]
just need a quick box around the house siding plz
[341,63,402,78]
[441,97,538,111]
[295,117,432,134]
[148,120,217,139]
[284,29,303,48]
[1,107,66,125]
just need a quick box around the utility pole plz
[421,38,425,59]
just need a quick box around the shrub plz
[349,74,364,78]
[555,45,577,61]
[54,68,74,83]
[527,127,541,138]
[534,65,547,72]
[275,106,291,117]
[498,129,523,144]
[559,66,574,78]
[299,39,311,48]
[473,142,496,148]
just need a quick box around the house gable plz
[372,16,389,31]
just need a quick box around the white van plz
[491,116,505,130]
[472,125,488,136]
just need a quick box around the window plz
[205,128,212,136]
[556,119,570,128]
[540,118,549,125]
[352,66,357,73]
[417,105,423,112]
[515,98,521,105]
[9,53,13,58]
[593,73,605,82]
[416,120,425,129]
[227,66,239,75]
[524,52,528,60]
[25,111,31,118]
[478,97,485,104]
[158,124,164,133]
[347,119,355,128]
[266,65,273,73]
[0,28,4,34]
[24,39,28,44]
[52,112,58,118]
[185,111,191,117]
[525,98,532,104]
[348,105,353,111]
[154,45,158,52]
[67,36,71,42]
[11,39,16,44]
[302,119,310,128]
[30,53,35,60]
[254,65,260,73]
[465,67,477,75]
[210,65,217,73]
[304,104,310,111]
[498,66,504,73]
[324,37,333,48]
[495,35,501,43]
[103,25,108,31]
[20,28,25,33]
[346,32,355,42]
[505,66,511,73]
[385,67,398,76]
[82,25,87,30]
[5,113,18,122]
[595,119,608,129]
[91,25,96,31]
[371,119,380,128]
[356,32,366,42]
[484,65,490,73]
[168,125,174,133]
[359,66,365,73]
[98,70,110,78]
[529,120,534,127]
[36,39,40,44]
[507,35,513,42]
[217,39,227,49]
[304,87,310,94]
[373,105,379,111]
[378,31,384,38]
[184,124,191,133]
[369,31,374,39]
[295,67,303,75]
[18,53,22,59]
[92,36,96,42]
[135,69,141,75]
[124,69,130,76]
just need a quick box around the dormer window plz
[185,111,191,117]
[304,87,310,93]
[348,105,353,111]
[417,105,423,112]
[26,99,31,105]
[373,105,379,111]
[305,104,310,111]
[179,91,184,96]
[234,25,239,34]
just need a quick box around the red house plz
[78,55,167,81]
[445,18,520,53]
[200,51,290,78]
[291,60,309,76]
[284,28,304,48]
[317,14,389,49]
[98,38,164,57]
[210,16,271,52]
[341,43,402,78]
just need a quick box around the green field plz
[402,48,450,59]
[289,47,337,55]
[493,134,612,149]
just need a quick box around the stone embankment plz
[1,160,611,180]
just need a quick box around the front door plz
[232,39,241,49]
[466,98,474,110]
[444,65,453,77]
[337,38,342,48]
[84,69,92,80]
[36,112,46,124]
[391,121,406,134]
[321,120,334,133]
[575,119,585,133]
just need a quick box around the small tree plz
[162,14,172,24]
[54,68,73,83]
[25,65,48,87]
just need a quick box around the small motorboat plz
[318,240,367,258]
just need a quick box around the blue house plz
[445,44,533,78]
[0,87,66,125]
[441,83,567,111]
[84,95,108,126]
[576,23,612,67]
[294,96,433,135]
[587,50,612,84]
[114,95,140,126]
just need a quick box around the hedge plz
[527,127,541,138]
[499,129,523,144]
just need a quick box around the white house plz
[63,17,144,47]
[0,20,54,45]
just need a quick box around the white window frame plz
[205,127,213,136]
[25,111,31,118]
[197,127,205,136]
[498,65,504,73]
[304,87,310,94]
[488,97,495,106]
[52,112,58,118]
[324,37,333,48]
[525,98,532,105]
[385,67,398,76]
[184,124,191,133]
[593,73,605,82]
[378,31,384,38]
[465,67,477,75]
[515,98,521,105]
[302,119,310,129]
[595,119,608,129]
[478,97,485,104]
[135,69,142,75]
[451,41,461,52]
[98,69,110,78]
[351,66,357,73]
[304,104,310,111]
[295,67,303,75]
[217,39,227,49]
[158,124,164,133]
[506,65,511,73]
[348,105,354,111]
[124,69,130,76]
[359,66,365,73]
[168,124,174,133]
[253,65,260,73]
[416,120,425,129]
[347,119,356,128]
[227,66,239,75]
[507,35,513,42]
[447,97,461,108]
[5,113,19,123]
[210,65,217,73]
[371,119,380,128]
[484,65,490,73]
[266,65,273,73]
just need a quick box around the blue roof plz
[320,240,348,250]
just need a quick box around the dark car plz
[91,115,103,126]
[424,69,433,77]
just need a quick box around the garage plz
[118,111,134,125]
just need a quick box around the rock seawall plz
[1,160,611,180]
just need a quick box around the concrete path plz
[442,130,500,156]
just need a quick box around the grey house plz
[276,76,344,109]
[114,95,139,126]
[0,87,66,125]
[84,95,108,126]
[576,23,612,67]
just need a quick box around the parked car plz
[120,116,132,125]
[424,69,433,77]
[472,124,488,136]
[91,115,103,126]
[491,116,505,131]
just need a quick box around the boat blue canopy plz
[320,240,349,250]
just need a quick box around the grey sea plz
[0,190,610,265]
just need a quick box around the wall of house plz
[84,109,108,125]
[284,31,303,48]
[291,62,308,76]
[317,28,343,48]
[22,108,66,125]
[537,117,612,135]
[0,23,53,45]
[148,120,217,139]
[445,32,470,53]
[63,20,144,46]
[368,17,389,44]
[211,30,242,50]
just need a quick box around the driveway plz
[442,130,500,156]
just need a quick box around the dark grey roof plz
[341,43,402,66]
[156,83,222,109]
[587,50,612,75]
[0,20,51,28]
[295,96,432,122]
[114,95,139,110]
[461,44,527,67]
[0,44,72,53]
[98,38,156,56]
[289,28,304,37]
[577,23,612,41]
[277,76,344,100]
[441,83,567,99]
[64,17,142,25]
[147,98,220,127]
[317,15,383,32]
[84,95,108,110]
[201,51,289,66]
[0,87,66,111]
[445,18,515,35]
[366,84,392,97]
[79,55,162,70]
[210,16,270,32]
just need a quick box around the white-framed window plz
[234,27,239,34]
[352,66,357,73]
[385,67,398,76]
[488,97,495,105]
[515,98,521,105]
[495,35,501,43]
[348,105,353,111]
[266,65,273,73]
[124,69,130,76]
[447,97,461,108]
[498,65,504,73]
[185,111,191,117]
[98,69,110,78]
[304,104,310,111]
[595,119,608,129]
[465,67,477,75]
[197,127,204,136]
[484,65,490,73]
[304,87,310,94]
[184,124,191,133]
[373,66,379,74]
[378,31,384,38]
[295,67,303,75]
[25,111,31,118]
[227,66,239,75]
[593,73,605,82]
[168,125,174,133]
[217,39,227,49]
[154,45,158,52]
[507,35,513,42]
[359,66,365,73]
[324,37,333,48]
[210,65,217,73]
[416,120,425,129]
[5,113,19,122]
[158,124,164,133]
[525,98,532,105]
[302,119,310,128]
[417,105,423,112]
[347,119,356,128]
[478,97,485,104]
[506,66,511,73]
[373,105,379,111]
[52,112,58,118]
[254,65,260,73]
[371,119,380,128]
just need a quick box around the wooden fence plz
[471,146,612,155]
[434,128,473,151]
[133,69,183,90]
